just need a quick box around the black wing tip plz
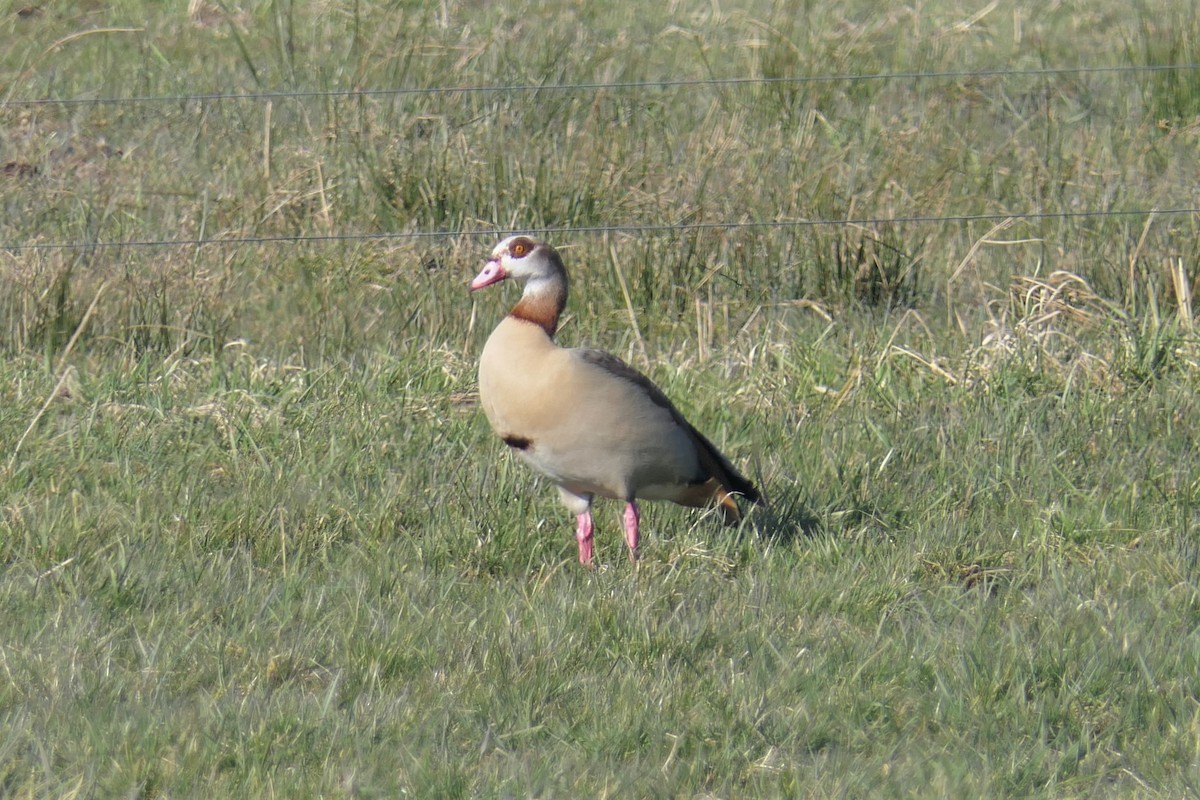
[687,423,762,505]
[732,477,762,505]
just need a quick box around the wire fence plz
[4,209,1200,254]
[3,63,1199,109]
[3,63,1199,253]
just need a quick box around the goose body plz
[471,235,759,565]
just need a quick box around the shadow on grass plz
[740,483,825,544]
[735,479,905,549]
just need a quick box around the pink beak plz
[470,259,507,290]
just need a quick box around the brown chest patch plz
[509,296,560,337]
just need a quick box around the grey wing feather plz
[575,348,759,502]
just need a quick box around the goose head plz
[470,235,564,291]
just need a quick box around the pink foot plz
[623,501,640,562]
[575,511,595,567]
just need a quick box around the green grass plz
[3,1,1200,797]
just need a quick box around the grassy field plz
[3,1,1200,796]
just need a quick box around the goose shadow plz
[732,478,900,547]
[734,482,826,545]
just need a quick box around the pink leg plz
[575,510,595,566]
[623,501,640,562]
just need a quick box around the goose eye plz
[510,238,532,258]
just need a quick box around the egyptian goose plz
[471,235,759,565]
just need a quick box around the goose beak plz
[470,258,507,290]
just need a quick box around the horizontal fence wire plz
[4,210,1200,254]
[3,63,1200,109]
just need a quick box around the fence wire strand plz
[4,209,1199,254]
[3,63,1199,109]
